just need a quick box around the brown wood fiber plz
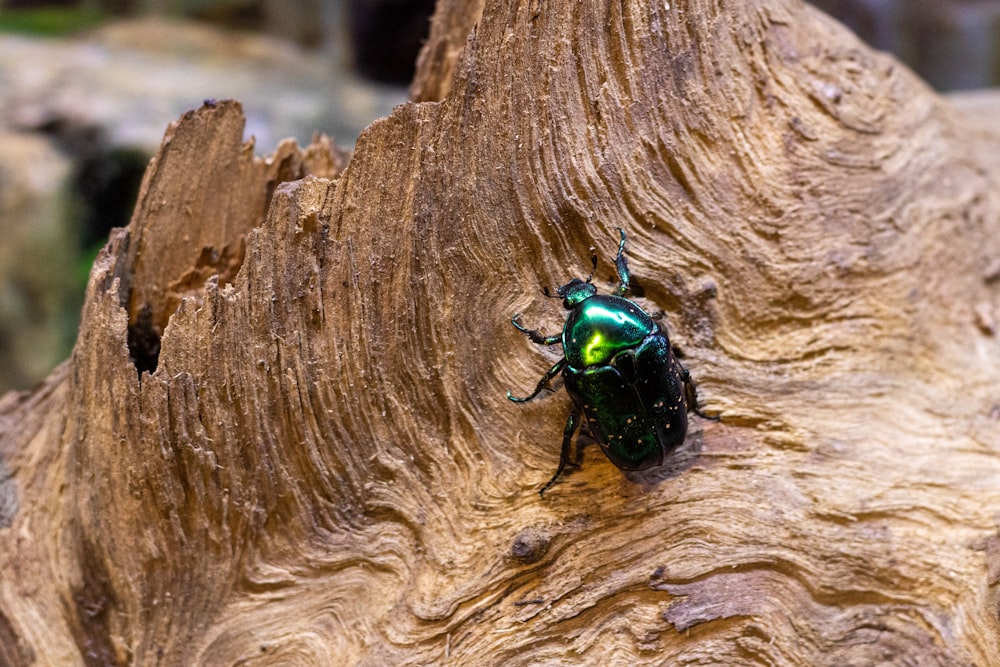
[2,1,1000,664]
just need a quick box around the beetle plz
[507,228,715,496]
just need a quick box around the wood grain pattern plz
[2,1,1000,664]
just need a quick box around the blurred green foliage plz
[75,242,102,291]
[0,7,106,36]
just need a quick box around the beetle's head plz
[556,278,596,309]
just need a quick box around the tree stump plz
[3,1,1000,664]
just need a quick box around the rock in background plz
[0,129,75,391]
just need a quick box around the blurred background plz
[0,0,998,394]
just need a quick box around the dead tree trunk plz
[3,1,1000,664]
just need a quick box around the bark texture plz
[3,1,1000,665]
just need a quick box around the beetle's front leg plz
[539,406,581,497]
[507,358,567,403]
[612,227,630,296]
[511,313,561,346]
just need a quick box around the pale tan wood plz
[2,1,1000,664]
[410,0,484,102]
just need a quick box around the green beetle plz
[508,229,714,496]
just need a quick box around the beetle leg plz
[511,313,561,346]
[507,358,567,403]
[612,227,630,296]
[679,363,720,421]
[539,407,581,497]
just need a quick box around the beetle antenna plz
[584,247,597,283]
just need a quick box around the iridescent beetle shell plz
[507,229,713,495]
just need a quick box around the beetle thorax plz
[561,294,658,369]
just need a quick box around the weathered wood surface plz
[3,0,1000,664]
